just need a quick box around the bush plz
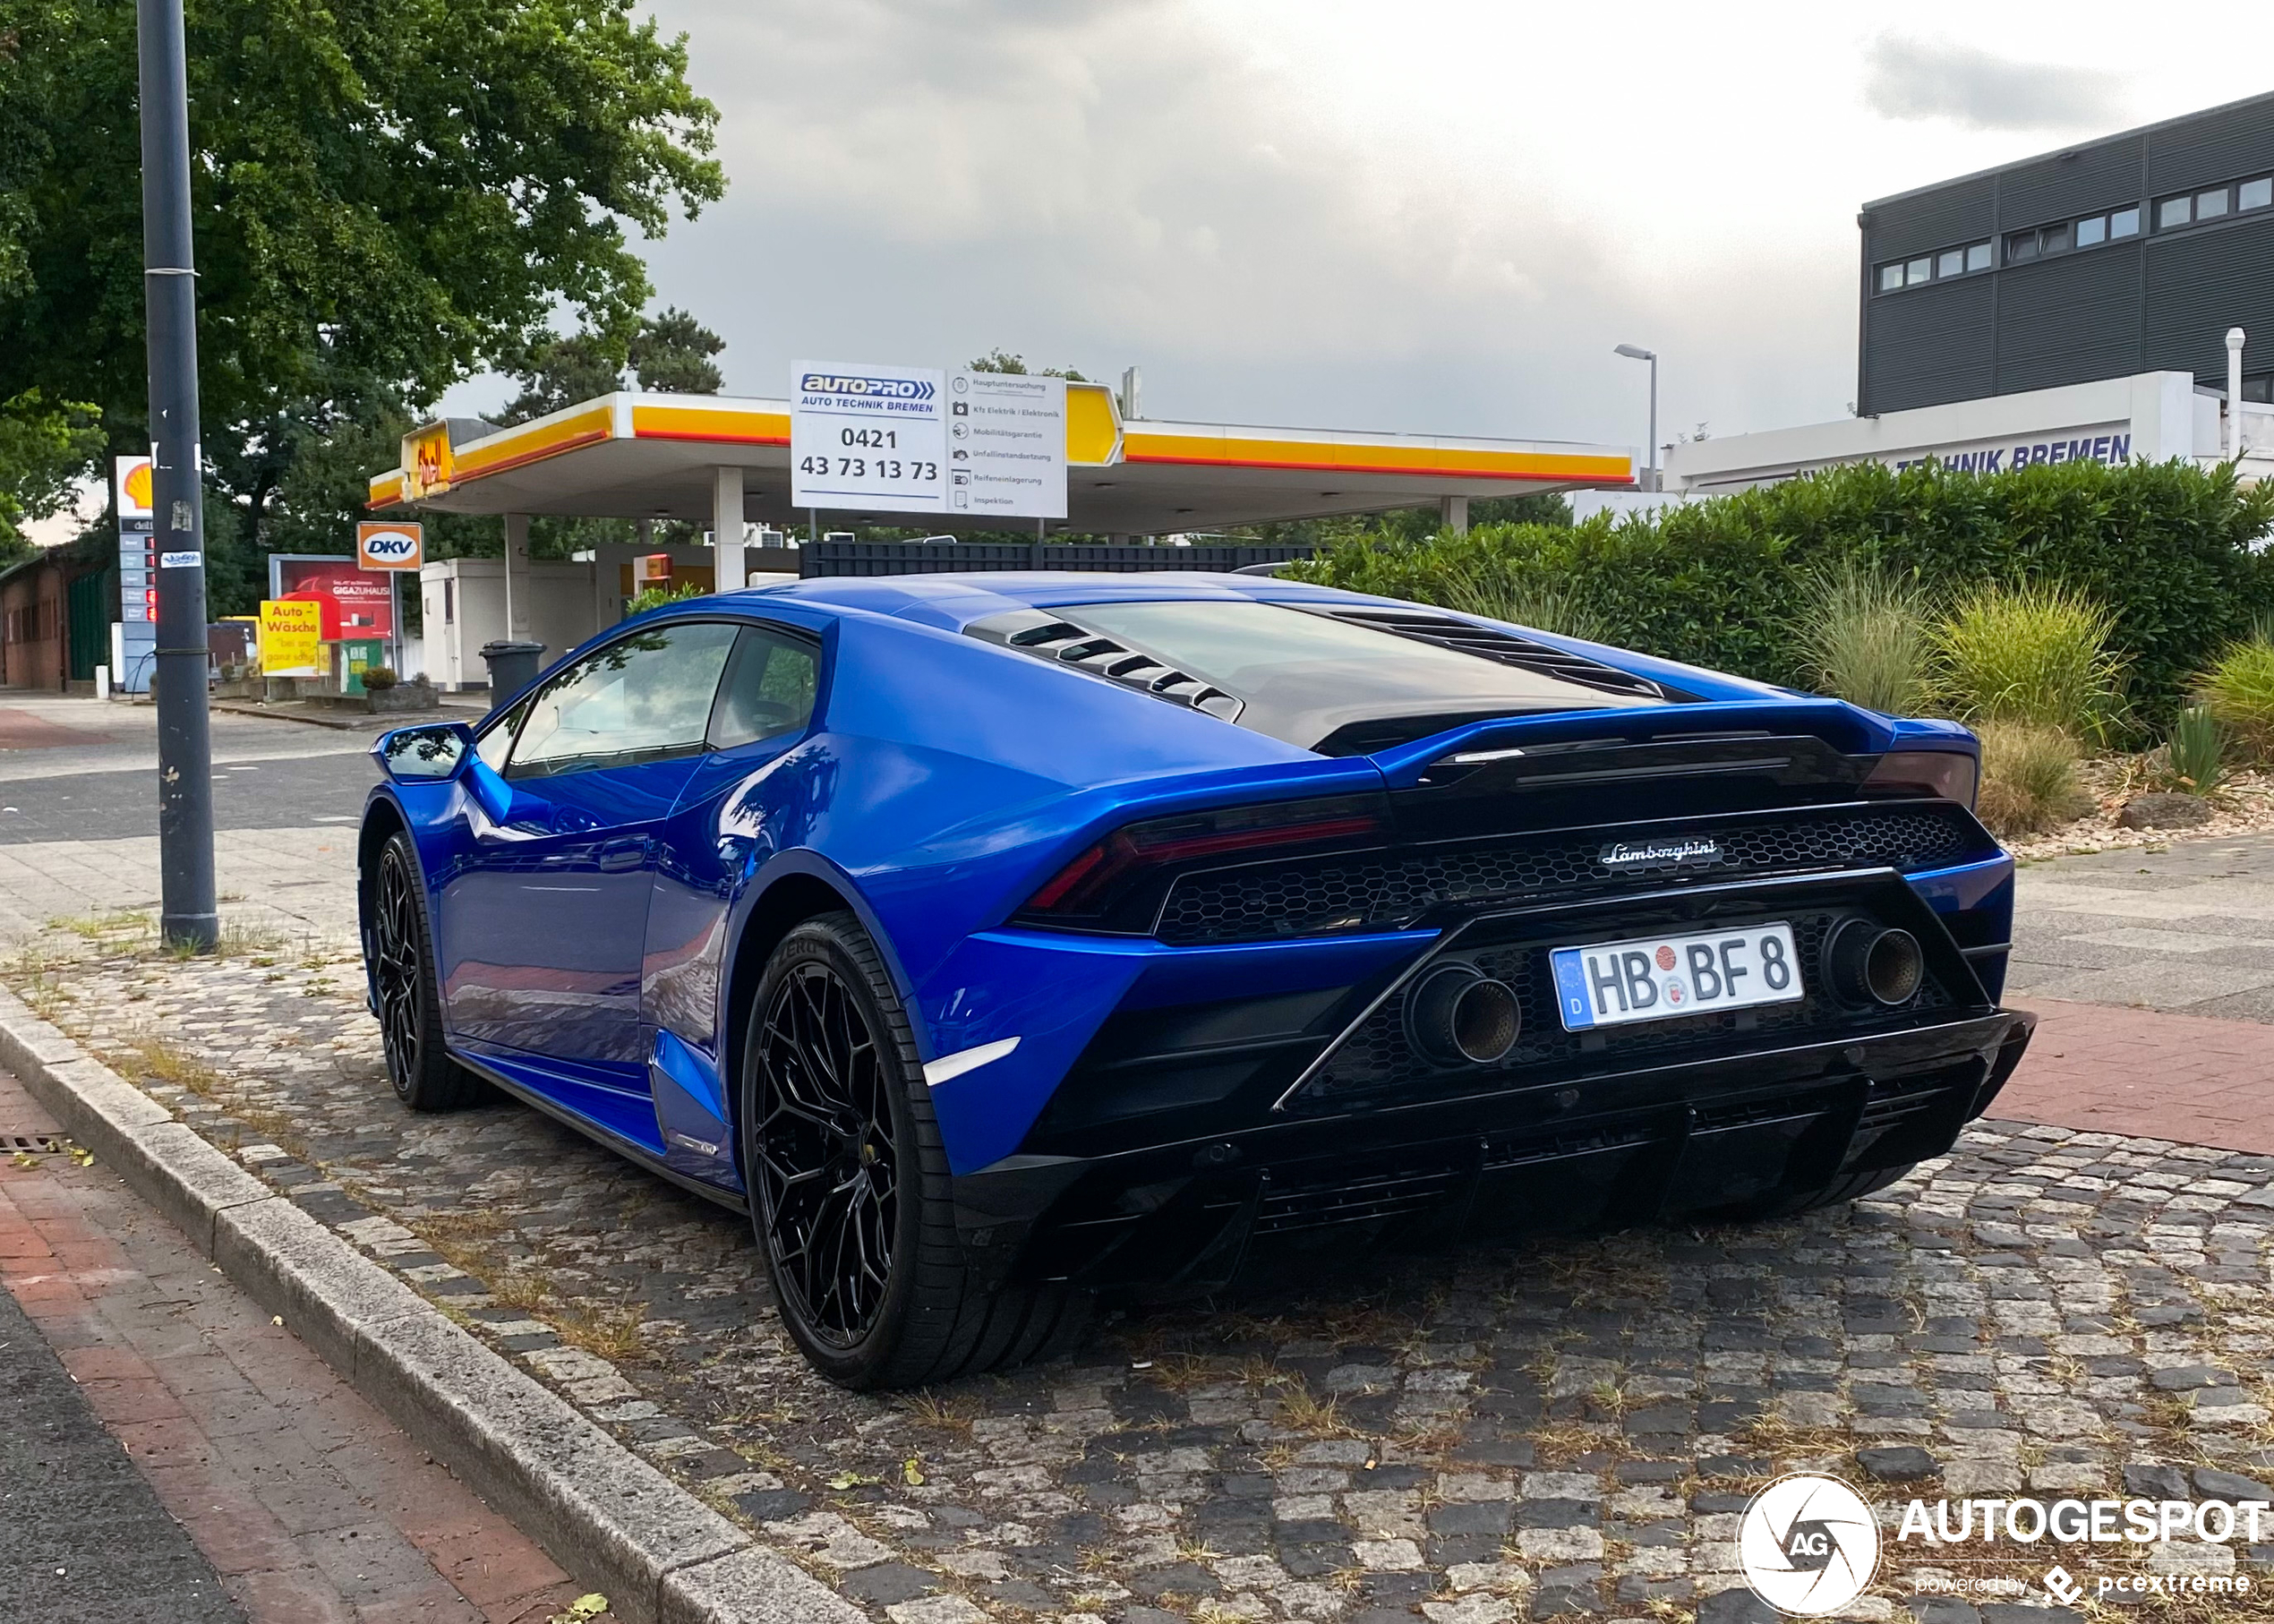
[1288,457,2274,724]
[2162,705,2226,793]
[361,665,398,691]
[1793,560,1933,714]
[2199,638,2274,759]
[627,582,705,616]
[1932,582,2124,739]
[1975,722,2089,840]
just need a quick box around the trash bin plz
[478,640,547,703]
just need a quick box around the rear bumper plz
[951,1004,2033,1291]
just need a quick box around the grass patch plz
[1794,559,1935,715]
[1934,580,2125,739]
[1976,721,2090,840]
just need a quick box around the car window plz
[707,626,820,750]
[473,697,529,773]
[506,621,740,780]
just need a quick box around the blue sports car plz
[361,572,2031,1389]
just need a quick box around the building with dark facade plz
[1859,90,2274,416]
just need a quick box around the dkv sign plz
[355,521,423,571]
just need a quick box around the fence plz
[797,540,1317,577]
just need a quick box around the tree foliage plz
[0,0,723,603]
[0,389,104,557]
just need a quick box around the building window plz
[2158,194,2193,229]
[2075,215,2107,248]
[2111,205,2141,237]
[2006,229,2039,263]
[1875,239,1995,294]
[2199,185,2231,221]
[442,579,455,625]
[2243,177,2273,212]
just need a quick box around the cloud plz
[637,0,1678,442]
[1862,34,2129,132]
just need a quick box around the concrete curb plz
[0,986,863,1624]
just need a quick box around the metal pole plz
[2228,328,2248,461]
[1647,355,1659,492]
[137,0,216,950]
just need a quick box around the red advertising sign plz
[269,555,395,641]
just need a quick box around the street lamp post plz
[136,0,218,950]
[1614,343,1658,491]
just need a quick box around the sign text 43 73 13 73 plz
[790,362,948,516]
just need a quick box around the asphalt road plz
[0,753,381,843]
[0,1285,244,1623]
[0,694,469,845]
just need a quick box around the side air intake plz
[965,610,1244,721]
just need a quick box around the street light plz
[1614,343,1658,491]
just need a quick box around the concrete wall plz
[419,560,594,692]
[1665,371,2215,494]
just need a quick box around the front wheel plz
[369,831,485,1112]
[742,912,1083,1389]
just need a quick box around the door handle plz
[598,837,649,872]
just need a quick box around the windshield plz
[1068,599,1659,749]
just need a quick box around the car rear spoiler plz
[1364,698,1971,790]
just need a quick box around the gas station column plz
[502,512,532,640]
[714,466,746,592]
[1440,495,1469,535]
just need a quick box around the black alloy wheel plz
[751,957,901,1346]
[743,912,1088,1389]
[368,831,483,1112]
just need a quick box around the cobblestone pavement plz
[10,908,2274,1624]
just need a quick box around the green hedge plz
[1288,457,2274,729]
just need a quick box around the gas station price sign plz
[790,361,949,516]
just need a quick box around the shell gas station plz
[367,376,1638,690]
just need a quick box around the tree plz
[500,307,724,424]
[0,0,723,591]
[969,349,1088,381]
[0,389,103,557]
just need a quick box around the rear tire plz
[369,831,486,1112]
[742,911,1085,1389]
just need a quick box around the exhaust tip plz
[1825,920,1924,1007]
[1408,962,1522,1066]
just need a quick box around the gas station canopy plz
[369,382,1637,534]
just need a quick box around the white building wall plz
[1664,371,2223,494]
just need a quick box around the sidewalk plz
[1993,997,2274,1152]
[0,1070,607,1624]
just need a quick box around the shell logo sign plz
[401,423,454,500]
[115,455,154,518]
[356,521,423,571]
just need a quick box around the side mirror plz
[372,722,474,783]
[464,756,553,830]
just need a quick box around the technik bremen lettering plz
[1892,432,2132,474]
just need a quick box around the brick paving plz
[1990,1000,2274,1155]
[8,912,2274,1623]
[0,1069,609,1624]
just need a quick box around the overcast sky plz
[538,1,2269,462]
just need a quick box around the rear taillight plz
[1017,794,1389,929]
[1864,749,1979,809]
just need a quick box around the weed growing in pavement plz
[1274,1380,1358,1439]
[897,1389,979,1436]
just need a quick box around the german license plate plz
[1550,922,1803,1030]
